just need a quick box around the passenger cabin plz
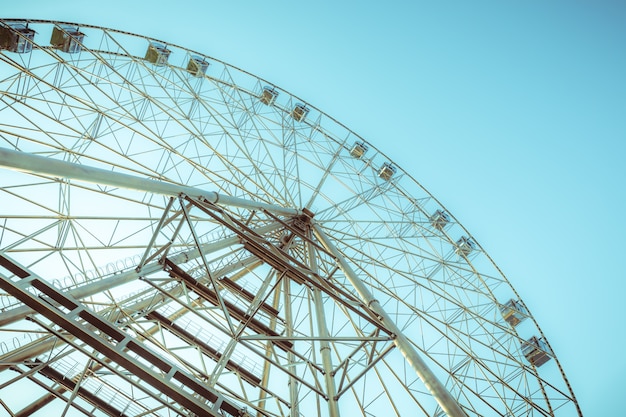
[259,86,278,105]
[522,336,552,367]
[455,236,475,256]
[430,210,450,230]
[50,26,84,53]
[0,23,35,53]
[145,42,171,66]
[499,299,528,327]
[349,141,368,159]
[378,162,396,181]
[291,103,309,121]
[186,55,209,77]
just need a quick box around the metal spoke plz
[0,19,581,417]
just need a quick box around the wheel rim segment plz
[0,20,581,417]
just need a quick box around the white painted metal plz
[0,147,299,217]
[312,224,467,417]
[0,18,581,417]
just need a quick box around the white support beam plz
[0,254,248,417]
[312,224,467,417]
[0,220,285,327]
[308,240,341,417]
[0,147,298,216]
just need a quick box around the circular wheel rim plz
[0,19,581,417]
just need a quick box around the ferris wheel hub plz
[0,18,582,417]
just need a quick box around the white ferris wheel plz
[0,19,581,417]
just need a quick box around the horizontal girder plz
[0,147,299,216]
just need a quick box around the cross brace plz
[0,254,247,417]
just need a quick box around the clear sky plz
[3,1,625,415]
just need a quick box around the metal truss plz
[0,19,581,417]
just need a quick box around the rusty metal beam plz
[164,257,293,351]
[0,255,245,417]
[24,360,130,417]
[146,310,262,386]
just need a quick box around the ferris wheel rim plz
[0,18,582,417]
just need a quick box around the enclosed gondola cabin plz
[378,162,396,181]
[499,299,528,327]
[50,26,85,53]
[0,23,35,53]
[145,43,171,66]
[522,336,552,367]
[291,103,309,122]
[455,236,475,256]
[349,141,368,159]
[430,210,450,231]
[259,86,278,105]
[187,55,209,77]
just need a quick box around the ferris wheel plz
[0,19,581,417]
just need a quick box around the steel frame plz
[0,18,582,417]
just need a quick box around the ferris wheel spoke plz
[2,59,190,183]
[59,47,267,197]
[229,82,301,207]
[314,181,392,225]
[312,221,540,400]
[188,77,295,206]
[195,73,283,201]
[320,227,512,351]
[0,19,581,417]
[303,133,351,210]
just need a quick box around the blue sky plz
[3,1,625,414]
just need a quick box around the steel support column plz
[0,147,299,216]
[0,221,284,327]
[0,267,242,416]
[312,224,467,417]
[308,239,341,417]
